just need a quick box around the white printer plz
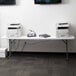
[56,23,70,37]
[7,23,23,38]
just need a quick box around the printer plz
[7,23,23,38]
[56,23,70,37]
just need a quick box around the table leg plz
[62,40,69,62]
[9,39,12,57]
[65,40,69,62]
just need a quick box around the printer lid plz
[57,23,70,27]
[10,23,20,26]
[8,23,22,29]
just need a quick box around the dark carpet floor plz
[0,52,76,76]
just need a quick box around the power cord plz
[21,41,27,51]
[11,40,20,51]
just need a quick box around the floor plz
[0,52,76,76]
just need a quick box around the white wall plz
[0,0,76,52]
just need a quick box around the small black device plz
[34,0,61,4]
[39,34,51,38]
[0,0,16,5]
